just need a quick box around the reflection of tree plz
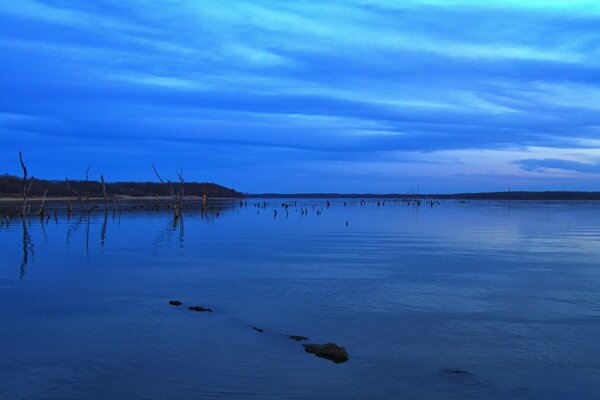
[20,217,34,280]
[179,215,184,246]
[66,212,85,246]
[100,210,108,248]
[86,215,90,256]
[152,217,174,255]
[172,215,184,247]
[11,199,240,279]
[40,213,48,245]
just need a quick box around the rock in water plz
[303,343,349,364]
[289,335,308,342]
[169,300,183,306]
[188,306,212,312]
[442,368,469,375]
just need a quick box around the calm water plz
[1,199,600,399]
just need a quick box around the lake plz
[1,199,600,399]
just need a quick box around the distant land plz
[247,192,600,201]
[3,174,600,201]
[0,174,243,199]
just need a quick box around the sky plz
[1,0,600,193]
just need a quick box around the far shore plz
[246,191,600,201]
[0,195,238,203]
[3,191,600,202]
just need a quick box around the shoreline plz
[0,195,242,203]
[3,193,600,202]
[247,192,600,201]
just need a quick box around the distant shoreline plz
[247,192,600,201]
[0,195,239,203]
[0,174,243,199]
[3,192,600,202]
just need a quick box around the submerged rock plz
[303,343,349,364]
[188,306,212,312]
[169,300,183,306]
[288,335,308,342]
[252,326,264,333]
[442,368,469,375]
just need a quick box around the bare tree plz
[152,164,182,217]
[38,189,48,217]
[18,151,33,217]
[176,168,185,212]
[66,169,98,211]
[83,166,96,207]
[100,174,109,211]
[66,178,85,205]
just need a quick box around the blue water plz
[1,199,600,399]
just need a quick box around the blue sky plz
[1,0,600,193]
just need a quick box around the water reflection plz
[86,214,90,256]
[66,212,85,246]
[39,214,48,244]
[7,200,237,279]
[2,199,600,400]
[100,210,108,248]
[20,216,33,279]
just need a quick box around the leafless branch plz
[82,167,97,208]
[66,178,84,203]
[101,174,108,211]
[176,168,185,211]
[38,189,48,216]
[152,164,180,216]
[19,151,30,216]
[152,164,165,184]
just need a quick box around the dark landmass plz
[3,172,599,201]
[0,174,243,198]
[434,191,600,201]
[248,191,600,201]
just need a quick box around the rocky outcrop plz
[288,335,308,342]
[303,343,349,364]
[188,306,213,312]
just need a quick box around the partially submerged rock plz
[188,306,213,312]
[303,343,349,364]
[169,300,183,306]
[288,335,308,342]
[442,368,469,375]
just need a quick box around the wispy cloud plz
[518,158,600,174]
[1,0,599,191]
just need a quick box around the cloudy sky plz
[1,0,600,193]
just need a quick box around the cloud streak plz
[1,0,599,192]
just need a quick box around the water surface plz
[1,199,600,399]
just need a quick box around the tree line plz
[0,174,243,198]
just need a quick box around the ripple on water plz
[2,200,600,399]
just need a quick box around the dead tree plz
[152,164,181,217]
[38,189,48,217]
[176,168,185,212]
[83,167,98,209]
[66,178,85,206]
[18,151,33,217]
[100,174,109,212]
[65,168,98,211]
